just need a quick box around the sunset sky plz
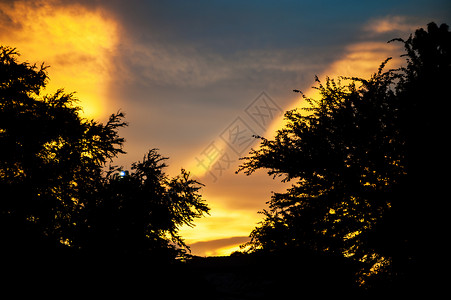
[1,0,449,256]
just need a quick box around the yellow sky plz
[0,0,118,119]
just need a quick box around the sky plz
[1,0,449,256]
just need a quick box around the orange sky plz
[1,0,442,256]
[0,0,118,119]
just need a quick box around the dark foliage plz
[238,22,450,290]
[0,46,209,262]
[80,150,209,259]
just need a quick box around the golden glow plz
[205,244,243,257]
[323,42,403,79]
[180,199,257,256]
[357,253,392,285]
[38,138,65,162]
[343,230,362,241]
[59,237,72,247]
[180,201,256,242]
[0,0,119,119]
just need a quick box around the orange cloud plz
[364,15,420,34]
[319,41,404,80]
[189,236,249,257]
[180,199,260,243]
[0,0,119,119]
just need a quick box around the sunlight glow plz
[205,244,243,257]
[180,201,257,250]
[0,0,119,119]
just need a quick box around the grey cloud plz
[115,42,340,89]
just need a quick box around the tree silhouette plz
[0,46,209,261]
[0,46,126,255]
[238,22,450,289]
[80,150,209,260]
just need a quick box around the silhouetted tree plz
[0,46,209,261]
[371,22,451,290]
[0,46,126,255]
[238,22,450,289]
[80,149,209,259]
